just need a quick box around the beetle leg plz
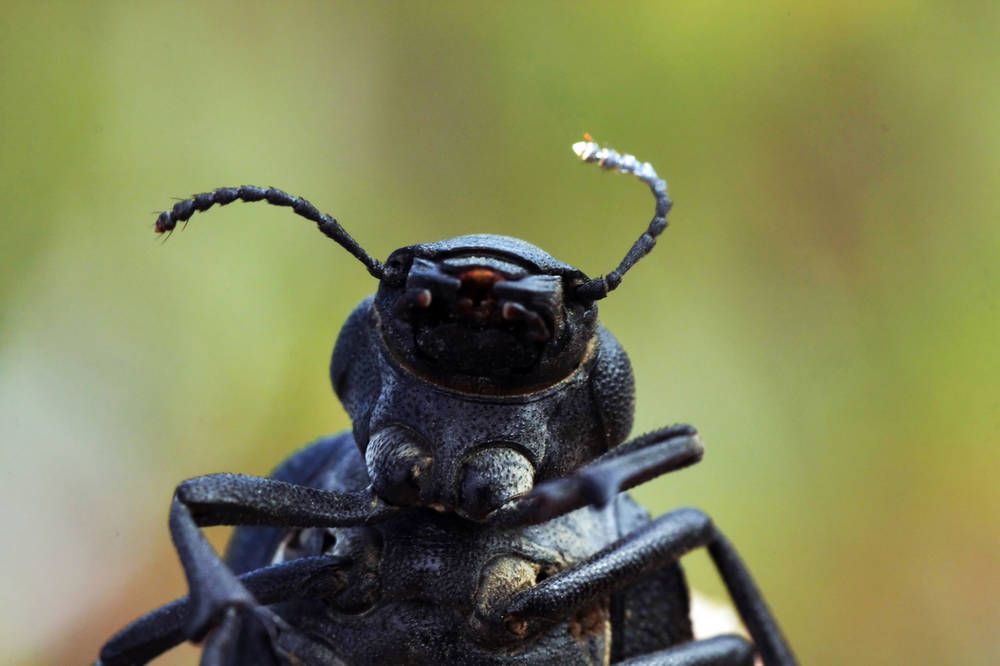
[613,634,754,665]
[488,508,797,666]
[99,556,348,666]
[169,476,395,639]
[198,604,285,666]
[197,602,346,666]
[168,472,393,635]
[169,496,263,641]
[174,473,397,528]
[101,474,395,665]
[493,424,702,527]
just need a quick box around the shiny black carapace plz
[98,140,797,666]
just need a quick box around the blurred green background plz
[1,2,997,664]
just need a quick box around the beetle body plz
[98,140,797,666]
[225,433,693,665]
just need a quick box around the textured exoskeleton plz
[333,235,636,521]
[98,140,797,666]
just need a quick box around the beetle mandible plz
[98,139,798,666]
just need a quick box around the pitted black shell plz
[330,297,635,517]
[226,433,694,665]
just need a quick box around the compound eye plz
[365,426,433,507]
[459,446,534,521]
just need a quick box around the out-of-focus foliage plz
[1,2,996,664]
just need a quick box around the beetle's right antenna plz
[154,185,384,279]
[571,138,672,301]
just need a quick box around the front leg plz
[493,424,703,527]
[484,508,797,666]
[102,474,396,665]
[615,635,755,665]
[99,555,348,665]
[170,476,395,642]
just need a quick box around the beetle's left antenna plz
[154,185,384,279]
[571,139,672,301]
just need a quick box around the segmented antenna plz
[154,185,384,279]
[571,138,672,301]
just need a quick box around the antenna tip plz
[154,211,172,234]
[572,140,599,161]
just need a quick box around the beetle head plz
[154,137,669,412]
[373,235,597,391]
[363,138,672,391]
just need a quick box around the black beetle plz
[98,140,797,665]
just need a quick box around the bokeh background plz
[1,2,997,664]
